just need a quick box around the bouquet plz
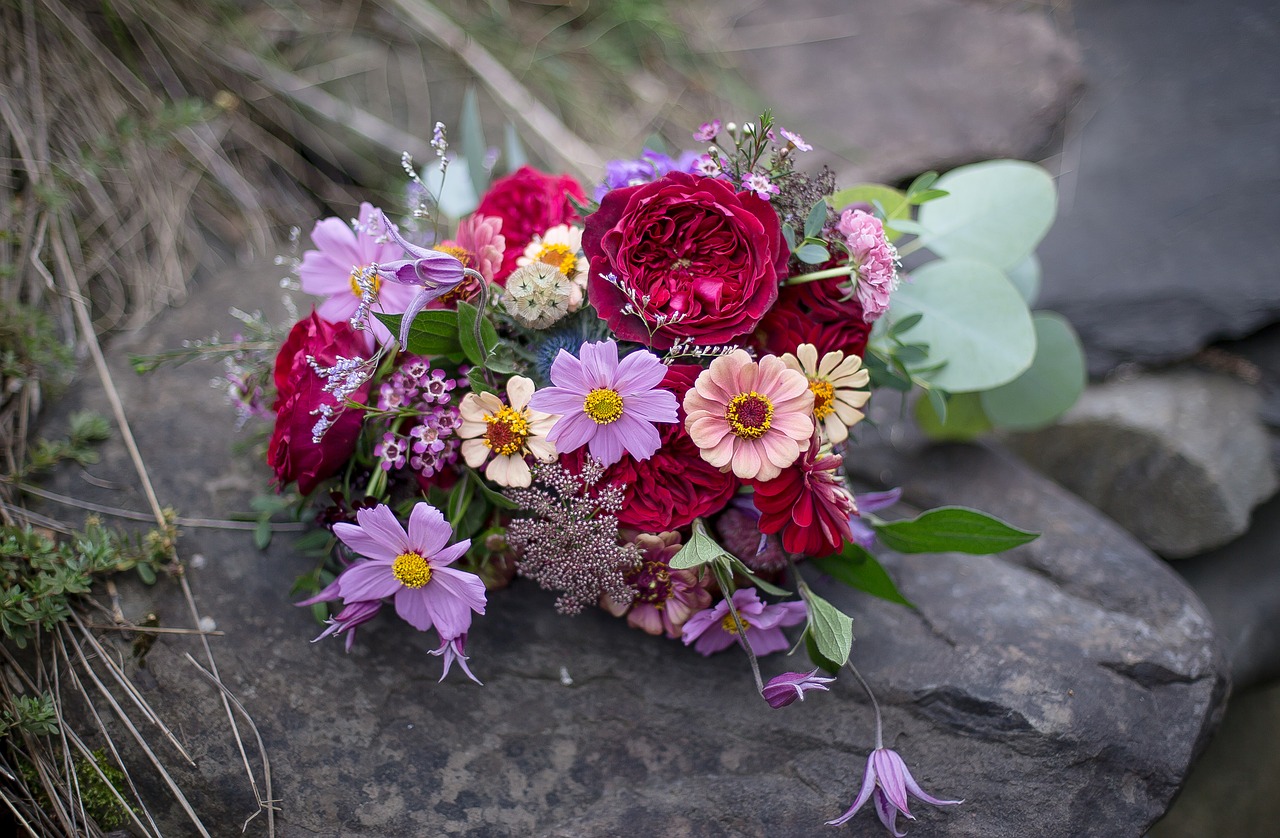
[201,111,1077,833]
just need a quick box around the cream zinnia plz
[781,343,871,444]
[458,375,557,488]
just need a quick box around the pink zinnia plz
[681,588,807,656]
[298,202,418,349]
[440,213,506,286]
[836,209,900,322]
[683,350,814,482]
[330,502,486,644]
[527,339,678,467]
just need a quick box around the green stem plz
[785,265,855,285]
[714,560,765,694]
[845,660,885,750]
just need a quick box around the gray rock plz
[1006,369,1277,558]
[1037,0,1280,373]
[719,0,1083,184]
[37,259,1224,836]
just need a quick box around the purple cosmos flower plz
[331,502,486,643]
[299,203,419,349]
[849,488,903,549]
[370,210,473,350]
[761,669,837,708]
[527,339,678,467]
[693,119,721,142]
[681,588,807,656]
[827,747,962,836]
[429,634,482,685]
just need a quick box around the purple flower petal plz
[613,349,668,395]
[429,540,471,569]
[528,386,587,416]
[334,521,398,563]
[407,503,451,556]
[857,488,902,513]
[547,349,591,392]
[873,749,915,817]
[579,339,620,388]
[419,570,481,639]
[547,410,598,454]
[353,505,411,555]
[622,388,679,424]
[874,788,908,838]
[587,425,625,467]
[334,560,400,602]
[393,588,436,631]
[308,216,357,261]
[827,751,878,826]
[612,412,662,461]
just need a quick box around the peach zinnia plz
[683,350,814,482]
[458,375,558,488]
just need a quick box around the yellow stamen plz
[392,551,432,588]
[583,388,624,425]
[810,379,835,420]
[725,391,774,440]
[721,613,752,635]
[535,243,578,277]
[484,406,531,457]
[349,268,382,299]
[437,244,472,266]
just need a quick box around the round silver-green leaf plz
[980,312,1086,430]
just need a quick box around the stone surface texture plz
[718,0,1083,184]
[1006,369,1277,559]
[39,261,1226,837]
[1036,0,1280,373]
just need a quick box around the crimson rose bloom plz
[268,311,371,496]
[756,274,873,359]
[568,364,739,531]
[584,171,789,350]
[474,165,585,283]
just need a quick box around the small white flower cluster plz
[663,337,747,365]
[347,266,380,334]
[306,353,373,442]
[602,272,688,337]
[502,263,576,329]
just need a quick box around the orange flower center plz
[725,391,774,440]
[392,551,431,588]
[484,406,530,457]
[534,242,578,276]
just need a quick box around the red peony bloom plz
[268,311,371,496]
[474,166,585,284]
[569,364,739,532]
[750,435,857,557]
[756,273,873,360]
[584,171,789,350]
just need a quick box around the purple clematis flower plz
[373,210,471,350]
[761,669,837,708]
[827,747,962,836]
[849,488,903,549]
[330,502,486,645]
[681,588,807,656]
[527,339,678,467]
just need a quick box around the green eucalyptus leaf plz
[253,519,272,551]
[874,506,1038,555]
[502,122,527,174]
[829,184,911,240]
[804,590,854,667]
[887,258,1035,392]
[906,171,939,195]
[422,155,478,220]
[1006,254,1042,305]
[915,391,992,441]
[375,311,462,356]
[926,388,948,425]
[917,160,1057,269]
[981,312,1086,430]
[804,199,829,239]
[812,544,914,607]
[782,223,798,252]
[794,243,830,264]
[888,312,923,337]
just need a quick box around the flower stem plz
[714,560,765,693]
[785,265,854,285]
[845,659,884,750]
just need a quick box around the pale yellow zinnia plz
[781,344,870,445]
[458,376,558,488]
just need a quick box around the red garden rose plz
[584,171,789,350]
[474,165,585,284]
[567,364,739,531]
[756,273,873,359]
[268,311,371,496]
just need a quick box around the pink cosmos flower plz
[295,578,382,652]
[681,588,807,656]
[827,747,962,835]
[299,203,419,349]
[331,502,486,647]
[836,209,900,322]
[527,339,678,467]
[683,349,814,482]
[761,669,836,708]
[780,128,812,152]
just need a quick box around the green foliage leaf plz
[503,122,527,174]
[874,506,1038,555]
[812,544,914,607]
[669,519,732,570]
[423,153,478,220]
[726,557,790,597]
[1006,253,1042,305]
[915,390,992,441]
[456,300,500,367]
[804,627,842,675]
[794,243,830,264]
[829,183,911,239]
[253,519,272,551]
[917,160,1057,269]
[804,199,829,239]
[981,312,1086,430]
[804,590,854,668]
[782,223,798,252]
[375,311,462,356]
[460,85,490,195]
[465,467,519,510]
[886,258,1035,392]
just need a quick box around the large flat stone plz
[37,259,1226,836]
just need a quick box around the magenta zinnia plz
[330,503,486,646]
[527,339,678,467]
[683,349,814,482]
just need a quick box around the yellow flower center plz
[392,551,432,589]
[810,379,835,420]
[485,406,531,457]
[534,243,578,277]
[725,391,774,440]
[583,388,624,425]
[349,268,382,299]
[721,613,752,635]
[437,244,472,266]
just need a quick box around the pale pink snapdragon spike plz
[827,747,962,836]
[373,210,475,350]
[761,669,836,709]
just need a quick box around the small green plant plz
[0,693,59,738]
[19,747,135,831]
